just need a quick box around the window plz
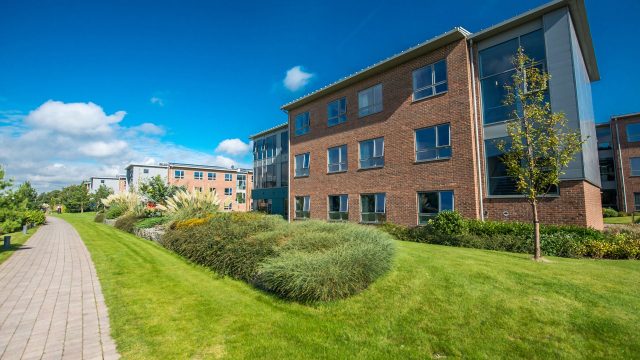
[237,174,246,190]
[265,135,276,158]
[224,188,233,196]
[596,126,612,150]
[635,193,640,212]
[358,84,382,117]
[631,158,640,176]
[265,164,276,188]
[479,29,546,124]
[359,138,384,169]
[328,195,348,221]
[194,186,203,192]
[174,170,184,179]
[327,145,347,173]
[295,112,310,136]
[100,180,105,184]
[281,131,289,154]
[254,138,265,160]
[360,193,386,223]
[225,173,233,181]
[413,60,448,101]
[236,192,246,204]
[627,123,640,142]
[485,138,519,195]
[224,203,232,211]
[295,196,310,219]
[295,153,310,177]
[415,124,451,161]
[417,191,454,224]
[208,172,216,180]
[280,162,289,187]
[600,159,615,182]
[194,171,203,180]
[327,97,347,126]
[143,169,149,174]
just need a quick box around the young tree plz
[92,185,114,211]
[495,48,584,261]
[14,181,39,210]
[138,175,181,205]
[0,165,12,192]
[61,184,91,213]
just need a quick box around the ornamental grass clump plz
[165,189,220,221]
[102,192,143,217]
[256,220,396,302]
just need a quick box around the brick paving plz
[0,217,119,359]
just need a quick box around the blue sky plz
[0,0,638,190]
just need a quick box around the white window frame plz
[295,153,310,177]
[208,172,216,180]
[631,157,640,176]
[327,145,347,173]
[225,173,233,181]
[328,194,348,221]
[327,97,347,126]
[417,191,454,224]
[415,123,451,162]
[358,84,383,117]
[174,170,184,179]
[627,123,640,143]
[360,193,386,224]
[295,196,310,219]
[194,171,203,180]
[412,59,448,101]
[224,187,233,196]
[359,137,384,169]
[295,112,310,136]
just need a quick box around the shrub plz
[134,216,169,229]
[602,208,619,218]
[165,190,220,221]
[618,211,630,217]
[256,221,395,302]
[114,213,141,233]
[428,211,467,235]
[94,212,105,223]
[161,212,287,281]
[24,210,45,225]
[0,219,22,234]
[105,205,126,219]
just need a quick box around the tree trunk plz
[532,201,541,261]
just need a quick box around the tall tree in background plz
[138,175,182,205]
[14,181,39,210]
[61,184,91,213]
[496,48,584,261]
[92,185,114,211]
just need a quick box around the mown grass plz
[59,213,640,359]
[604,216,633,224]
[0,225,39,265]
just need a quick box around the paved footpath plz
[0,217,119,359]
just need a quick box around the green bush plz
[162,212,287,282]
[602,208,619,218]
[105,205,126,219]
[618,211,630,217]
[24,210,46,225]
[134,216,169,229]
[94,212,105,223]
[0,219,22,234]
[428,210,467,235]
[256,221,395,302]
[114,213,141,233]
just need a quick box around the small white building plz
[125,164,168,191]
[86,176,127,194]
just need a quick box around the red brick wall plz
[289,39,480,226]
[610,115,640,213]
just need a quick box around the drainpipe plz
[469,39,485,221]
[614,119,628,212]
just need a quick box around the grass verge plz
[604,216,633,224]
[0,225,39,265]
[59,213,640,359]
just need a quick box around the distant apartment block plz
[125,164,169,191]
[596,113,640,212]
[249,123,289,217]
[280,0,602,229]
[84,176,127,194]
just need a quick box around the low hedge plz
[94,212,105,223]
[105,205,126,220]
[0,208,46,234]
[161,213,395,302]
[114,213,141,233]
[379,211,639,260]
[134,216,169,229]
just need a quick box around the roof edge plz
[249,122,288,139]
[281,27,470,111]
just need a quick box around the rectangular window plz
[417,191,454,224]
[174,170,184,179]
[631,157,640,176]
[224,203,232,211]
[599,159,615,182]
[358,84,383,117]
[415,124,451,161]
[485,138,519,195]
[412,60,448,101]
[225,173,233,181]
[281,131,289,154]
[236,174,246,190]
[479,29,546,124]
[327,97,347,126]
[360,193,386,223]
[627,123,640,142]
[208,172,216,180]
[280,162,289,187]
[295,153,310,177]
[635,193,640,212]
[143,169,149,174]
[295,196,310,219]
[328,195,348,221]
[265,134,276,158]
[236,192,246,204]
[194,171,203,180]
[224,187,233,196]
[596,126,612,150]
[327,145,347,173]
[359,137,384,169]
[295,112,310,136]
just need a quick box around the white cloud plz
[0,100,251,191]
[150,97,164,106]
[283,65,313,91]
[214,138,252,156]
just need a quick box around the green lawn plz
[59,213,640,359]
[0,225,39,265]
[604,216,634,224]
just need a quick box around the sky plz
[1,0,638,191]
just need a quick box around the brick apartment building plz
[596,113,640,213]
[126,163,253,212]
[280,0,603,229]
